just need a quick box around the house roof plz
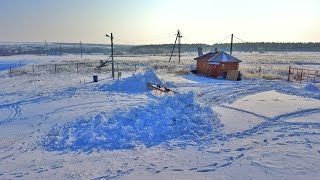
[194,51,219,61]
[208,51,242,64]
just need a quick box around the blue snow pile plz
[304,83,319,92]
[0,61,27,71]
[99,69,162,93]
[42,92,223,152]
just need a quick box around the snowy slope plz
[0,55,320,179]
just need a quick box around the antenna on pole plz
[230,34,233,55]
[169,29,182,63]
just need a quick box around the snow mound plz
[99,69,162,93]
[42,92,223,151]
[304,83,319,92]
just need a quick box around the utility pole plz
[178,30,182,63]
[230,34,234,55]
[169,29,182,63]
[106,33,115,80]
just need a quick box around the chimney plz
[215,47,218,52]
[197,47,203,56]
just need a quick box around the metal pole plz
[111,33,114,80]
[230,34,233,55]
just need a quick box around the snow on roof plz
[208,51,242,64]
[194,51,219,61]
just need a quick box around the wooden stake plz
[288,66,291,81]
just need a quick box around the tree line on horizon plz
[129,42,320,54]
[0,42,319,56]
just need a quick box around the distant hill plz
[0,42,319,56]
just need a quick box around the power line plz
[233,35,249,43]
[182,36,197,44]
[214,35,231,45]
[114,31,177,45]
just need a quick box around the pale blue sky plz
[0,0,319,44]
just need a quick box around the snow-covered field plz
[0,54,320,179]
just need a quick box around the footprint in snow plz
[11,172,29,178]
[51,164,63,170]
[171,169,184,172]
[31,167,49,173]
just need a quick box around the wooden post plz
[178,30,182,63]
[77,63,79,73]
[259,66,262,79]
[55,64,57,73]
[32,65,34,74]
[169,30,178,63]
[9,67,12,74]
[135,64,137,72]
[106,33,114,80]
[288,66,291,81]
[117,63,119,73]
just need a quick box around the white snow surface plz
[1,55,320,180]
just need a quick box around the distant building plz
[194,49,242,77]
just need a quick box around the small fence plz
[287,66,320,83]
[7,62,143,76]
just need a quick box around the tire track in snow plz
[227,108,320,139]
[9,105,21,119]
[0,86,78,110]
[0,105,21,125]
[194,108,320,172]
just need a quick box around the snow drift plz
[99,69,162,93]
[304,83,319,92]
[42,92,223,151]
